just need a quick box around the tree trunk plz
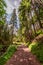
[31,0,42,28]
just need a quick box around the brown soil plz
[5,44,41,65]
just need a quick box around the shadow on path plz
[5,45,41,65]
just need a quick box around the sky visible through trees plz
[5,0,21,27]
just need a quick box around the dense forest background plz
[0,0,43,65]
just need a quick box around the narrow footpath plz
[5,45,41,65]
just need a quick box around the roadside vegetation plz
[29,34,43,64]
[0,45,17,65]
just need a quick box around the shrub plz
[29,40,43,63]
[0,45,17,65]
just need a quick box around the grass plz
[0,45,17,65]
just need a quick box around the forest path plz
[5,44,40,65]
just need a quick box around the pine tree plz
[10,9,18,42]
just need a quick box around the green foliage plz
[0,0,6,24]
[36,30,43,35]
[29,39,43,63]
[0,24,11,44]
[19,0,43,42]
[0,45,17,65]
[0,24,14,56]
[0,0,7,52]
[19,0,32,42]
[19,0,31,22]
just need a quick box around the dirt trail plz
[5,45,41,65]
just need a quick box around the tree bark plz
[31,0,42,28]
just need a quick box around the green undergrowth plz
[29,39,43,64]
[0,45,17,65]
[36,29,43,35]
